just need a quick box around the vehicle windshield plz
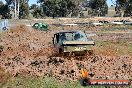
[59,32,87,41]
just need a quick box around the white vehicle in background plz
[0,19,9,31]
[91,22,104,26]
[111,20,132,25]
[123,20,132,25]
[111,21,124,25]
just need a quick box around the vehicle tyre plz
[58,48,65,57]
[2,27,8,31]
[59,48,63,54]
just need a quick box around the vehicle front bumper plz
[63,45,94,52]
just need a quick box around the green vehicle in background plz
[32,22,49,31]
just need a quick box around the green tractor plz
[32,22,49,31]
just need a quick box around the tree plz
[80,0,108,17]
[124,0,132,16]
[0,1,11,19]
[37,0,82,18]
[19,1,29,19]
[30,4,44,18]
[115,0,132,17]
[30,4,38,10]
[5,0,29,19]
[90,0,108,16]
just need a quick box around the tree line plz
[0,0,132,19]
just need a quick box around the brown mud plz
[0,25,132,81]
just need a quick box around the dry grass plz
[94,40,132,56]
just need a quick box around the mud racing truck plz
[52,31,95,55]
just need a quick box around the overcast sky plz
[1,0,116,7]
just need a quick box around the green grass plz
[2,76,61,88]
[1,75,132,88]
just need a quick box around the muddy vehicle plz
[52,31,95,56]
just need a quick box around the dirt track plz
[0,25,132,81]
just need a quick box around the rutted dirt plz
[0,56,132,81]
[0,25,132,81]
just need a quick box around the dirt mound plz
[0,55,132,81]
[0,25,57,59]
[0,25,132,82]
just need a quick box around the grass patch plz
[0,67,12,88]
[95,40,132,56]
[2,75,127,88]
[3,76,62,88]
[99,25,132,32]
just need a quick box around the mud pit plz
[0,25,132,81]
